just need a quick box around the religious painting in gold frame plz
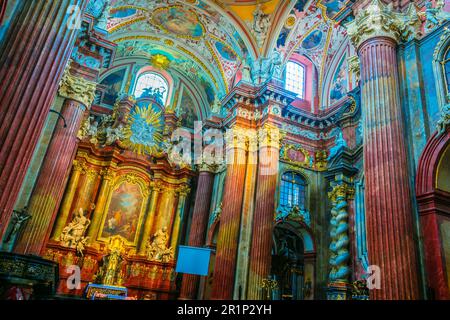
[98,174,149,246]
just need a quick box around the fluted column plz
[347,0,421,299]
[0,0,88,239]
[14,66,96,254]
[179,165,216,300]
[51,159,87,240]
[247,124,281,299]
[139,181,162,254]
[211,127,248,300]
[86,168,116,243]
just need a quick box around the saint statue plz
[146,227,174,263]
[59,208,91,250]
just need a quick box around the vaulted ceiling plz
[86,0,356,105]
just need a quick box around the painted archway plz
[416,130,450,300]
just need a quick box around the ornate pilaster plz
[211,126,249,300]
[247,124,281,299]
[86,168,116,243]
[327,178,354,300]
[346,0,421,299]
[180,165,216,300]
[0,0,88,240]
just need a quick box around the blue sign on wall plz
[175,246,212,276]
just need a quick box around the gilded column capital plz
[346,0,420,49]
[150,180,163,193]
[225,127,248,151]
[100,168,116,181]
[328,183,355,203]
[73,159,87,173]
[85,167,99,179]
[58,62,97,108]
[177,185,191,197]
[198,162,218,173]
[258,124,282,149]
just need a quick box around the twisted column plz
[180,166,215,300]
[0,0,88,239]
[211,127,248,300]
[247,124,281,299]
[347,0,421,299]
[328,181,353,285]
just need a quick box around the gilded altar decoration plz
[346,0,421,48]
[280,144,312,168]
[145,227,174,263]
[59,208,90,255]
[328,182,354,283]
[276,205,311,227]
[120,104,163,156]
[58,62,97,107]
[94,236,127,286]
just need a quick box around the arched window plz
[285,61,305,99]
[280,172,306,209]
[134,72,169,105]
[443,47,450,101]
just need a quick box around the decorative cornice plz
[58,63,97,107]
[346,0,420,49]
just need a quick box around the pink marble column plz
[211,128,247,300]
[247,125,280,299]
[0,0,87,239]
[14,97,88,255]
[179,166,215,300]
[358,37,420,299]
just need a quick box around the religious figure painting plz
[101,182,143,243]
[329,55,348,104]
[214,41,237,62]
[152,6,205,39]
[301,30,323,50]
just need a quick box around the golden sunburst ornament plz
[151,54,171,70]
[121,104,163,156]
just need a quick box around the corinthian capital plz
[58,63,97,108]
[346,0,420,49]
[258,124,282,149]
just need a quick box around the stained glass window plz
[134,72,168,104]
[279,172,306,209]
[285,61,305,99]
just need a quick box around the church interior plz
[0,0,449,301]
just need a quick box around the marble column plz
[346,0,421,299]
[247,124,281,299]
[14,67,96,255]
[139,181,162,254]
[0,0,88,239]
[179,165,216,300]
[170,185,191,252]
[51,159,87,240]
[211,127,248,300]
[86,168,116,243]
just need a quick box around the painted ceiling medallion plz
[151,5,205,39]
[151,54,171,70]
[285,15,296,29]
[121,104,163,156]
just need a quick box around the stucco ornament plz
[346,0,421,49]
[58,62,97,107]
